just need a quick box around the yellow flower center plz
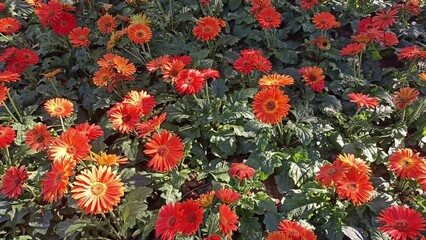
[401,158,413,168]
[91,182,107,196]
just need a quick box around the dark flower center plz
[122,114,131,123]
[187,212,197,223]
[394,219,409,231]
[66,145,77,154]
[185,77,193,84]
[348,182,358,191]
[136,31,145,38]
[167,216,176,228]
[157,145,170,157]
[265,100,277,112]
[35,135,45,143]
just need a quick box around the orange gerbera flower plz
[348,93,379,109]
[298,66,325,92]
[91,151,128,166]
[97,14,116,34]
[44,98,74,118]
[216,188,241,204]
[146,55,170,72]
[204,235,221,240]
[41,159,74,203]
[379,31,399,46]
[0,83,8,105]
[42,69,61,81]
[155,202,182,240]
[219,204,239,237]
[250,0,272,15]
[113,56,136,76]
[201,68,220,79]
[256,7,281,29]
[0,125,16,149]
[337,153,371,175]
[313,12,340,30]
[136,112,167,138]
[51,12,77,35]
[388,148,425,179]
[0,70,21,82]
[144,130,185,172]
[98,53,119,69]
[193,16,226,42]
[315,160,347,187]
[0,165,28,199]
[123,90,156,116]
[393,87,419,110]
[229,163,256,182]
[265,231,292,240]
[0,17,21,34]
[398,46,421,61]
[107,103,141,134]
[73,123,103,141]
[92,67,113,87]
[378,206,426,240]
[252,87,291,124]
[175,69,206,95]
[34,1,63,27]
[372,8,398,29]
[25,123,52,152]
[177,199,204,236]
[340,43,366,56]
[300,0,319,9]
[311,35,331,50]
[258,74,294,88]
[278,220,318,240]
[199,190,215,207]
[336,170,373,205]
[162,59,186,82]
[69,27,91,47]
[128,23,152,44]
[419,73,426,82]
[48,129,91,163]
[71,165,124,214]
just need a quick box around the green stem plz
[2,102,19,122]
[7,92,22,122]
[407,97,426,126]
[358,51,363,81]
[205,81,211,104]
[3,147,12,166]
[276,122,284,145]
[101,213,122,240]
[168,0,173,25]
[155,0,167,21]
[401,108,406,122]
[51,79,61,97]
[24,183,37,201]
[263,29,272,50]
[59,116,66,132]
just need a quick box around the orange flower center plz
[185,77,193,84]
[91,182,107,196]
[394,219,409,231]
[265,16,273,22]
[54,106,64,113]
[167,216,176,227]
[35,134,45,143]
[203,26,211,33]
[187,212,197,223]
[5,25,13,30]
[157,145,170,157]
[348,181,358,191]
[401,158,413,168]
[104,22,111,28]
[66,145,77,154]
[78,35,87,41]
[136,31,145,38]
[327,168,336,175]
[264,100,277,113]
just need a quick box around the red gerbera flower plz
[0,47,18,63]
[15,49,39,65]
[372,8,398,29]
[146,55,170,72]
[25,123,52,152]
[215,188,241,204]
[51,12,77,35]
[201,68,220,80]
[0,83,9,105]
[300,0,319,9]
[250,0,272,15]
[388,148,425,179]
[278,220,318,240]
[155,202,182,240]
[313,12,340,30]
[136,112,167,138]
[336,170,373,205]
[0,70,21,82]
[170,55,192,65]
[219,204,239,237]
[5,59,26,74]
[143,130,185,172]
[357,17,375,33]
[348,93,379,109]
[175,69,205,95]
[229,163,256,182]
[234,54,256,74]
[379,31,399,46]
[340,43,366,56]
[98,53,119,69]
[97,14,117,34]
[69,27,91,47]
[0,17,21,35]
[398,46,421,61]
[315,160,347,187]
[337,153,371,175]
[48,129,91,163]
[0,165,28,199]
[41,159,74,203]
[252,54,272,73]
[193,16,226,42]
[378,205,426,240]
[178,199,204,236]
[35,1,63,27]
[256,7,281,29]
[393,87,419,110]
[162,59,186,83]
[298,66,326,92]
[123,90,156,116]
[0,125,15,149]
[92,67,113,87]
[73,122,104,141]
[107,103,141,134]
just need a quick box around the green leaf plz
[263,212,281,232]
[29,208,53,235]
[122,187,153,231]
[56,217,88,239]
[121,138,139,161]
[342,226,368,240]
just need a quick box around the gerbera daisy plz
[199,191,215,208]
[388,148,425,179]
[312,12,340,30]
[0,125,16,149]
[378,205,426,240]
[340,43,366,56]
[41,159,74,203]
[48,129,91,163]
[315,160,347,187]
[337,153,371,175]
[51,12,77,35]
[92,67,113,87]
[34,1,63,27]
[6,59,26,74]
[178,199,204,236]
[265,231,292,240]
[0,83,9,105]
[311,35,331,50]
[136,112,167,138]
[107,103,141,134]
[0,17,21,35]
[0,165,28,199]
[113,56,136,76]
[71,165,124,214]
[193,16,226,42]
[398,46,421,61]
[300,0,319,9]
[393,87,419,110]
[69,27,91,47]
[229,163,256,182]
[97,14,117,34]
[15,49,39,65]
[278,220,318,240]
[98,53,119,69]
[73,123,103,141]
[252,87,291,124]
[258,74,294,88]
[162,59,186,82]
[175,69,206,95]
[372,8,398,29]
[123,90,156,116]
[91,151,128,166]
[252,54,272,73]
[351,33,375,43]
[0,47,18,63]
[155,202,182,240]
[171,55,192,65]
[250,0,272,15]
[128,23,152,44]
[0,70,21,82]
[44,98,74,118]
[201,68,220,80]
[348,93,379,109]
[107,30,127,51]
[0,3,5,11]
[233,54,256,74]
[146,55,170,72]
[336,170,373,205]
[298,66,325,92]
[256,7,281,29]
[379,31,399,47]
[419,72,426,83]
[357,17,375,33]
[203,235,221,240]
[25,123,52,152]
[219,204,239,237]
[215,188,241,204]
[143,130,185,172]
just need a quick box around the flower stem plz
[3,147,12,166]
[205,82,211,104]
[59,116,66,132]
[7,92,22,122]
[2,102,19,122]
[155,0,167,22]
[51,79,61,97]
[101,213,122,240]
